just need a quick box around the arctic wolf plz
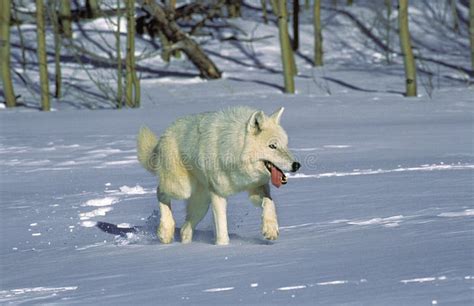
[137,106,301,245]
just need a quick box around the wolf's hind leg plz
[210,192,230,245]
[157,187,175,244]
[181,189,210,244]
[248,184,279,240]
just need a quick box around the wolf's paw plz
[180,222,193,244]
[215,236,230,246]
[262,219,279,240]
[158,223,175,244]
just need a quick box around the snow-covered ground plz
[1,1,473,305]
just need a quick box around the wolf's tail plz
[137,126,158,174]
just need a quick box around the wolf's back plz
[137,126,158,174]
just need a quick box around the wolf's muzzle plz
[291,162,301,172]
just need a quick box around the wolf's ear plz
[247,110,266,133]
[270,107,285,124]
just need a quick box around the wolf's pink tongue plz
[271,166,283,188]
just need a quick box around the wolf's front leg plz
[261,198,279,240]
[249,184,279,240]
[210,192,230,245]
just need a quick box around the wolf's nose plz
[292,162,301,172]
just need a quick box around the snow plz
[277,285,307,291]
[79,207,113,220]
[80,221,97,228]
[1,1,473,305]
[438,209,474,218]
[323,145,352,149]
[316,280,349,286]
[287,163,474,179]
[0,286,78,303]
[83,197,119,207]
[154,77,207,84]
[400,277,447,284]
[346,215,404,227]
[202,287,235,293]
[118,185,148,195]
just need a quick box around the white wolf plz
[137,106,301,245]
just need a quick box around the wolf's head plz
[245,107,301,188]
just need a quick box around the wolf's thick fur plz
[137,106,299,245]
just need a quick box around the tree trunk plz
[139,0,221,79]
[292,0,299,50]
[159,31,171,62]
[36,0,51,110]
[12,1,26,72]
[313,0,323,66]
[168,0,181,59]
[273,0,295,93]
[86,0,100,18]
[384,0,392,64]
[227,0,242,18]
[59,0,72,37]
[261,0,268,24]
[48,0,62,98]
[125,0,140,108]
[398,0,417,97]
[0,0,16,107]
[168,0,176,10]
[470,0,474,69]
[116,0,123,108]
[450,0,460,33]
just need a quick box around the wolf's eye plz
[269,144,277,150]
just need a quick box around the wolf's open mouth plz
[264,161,287,188]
